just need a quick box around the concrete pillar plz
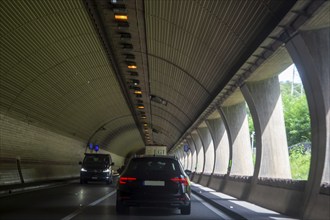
[191,131,204,173]
[286,27,329,220]
[179,147,186,169]
[197,123,215,174]
[185,141,192,171]
[206,111,230,175]
[186,151,190,170]
[242,76,291,179]
[222,102,254,176]
[187,136,197,172]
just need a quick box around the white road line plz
[61,191,116,220]
[192,193,234,220]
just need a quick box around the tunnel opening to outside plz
[279,64,311,180]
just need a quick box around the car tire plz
[116,199,128,214]
[180,203,191,215]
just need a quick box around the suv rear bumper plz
[80,171,112,182]
[117,191,191,208]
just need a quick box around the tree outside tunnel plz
[247,64,311,180]
[279,65,311,180]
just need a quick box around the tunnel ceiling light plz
[111,0,124,3]
[125,54,135,60]
[122,43,133,49]
[143,123,148,127]
[117,21,129,28]
[128,79,139,85]
[134,90,142,95]
[137,105,144,109]
[112,4,127,13]
[128,64,137,69]
[128,71,138,76]
[141,115,146,119]
[119,32,131,39]
[115,14,128,21]
[150,95,167,106]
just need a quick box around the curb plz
[191,188,247,220]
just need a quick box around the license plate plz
[144,180,165,186]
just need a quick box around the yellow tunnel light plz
[115,14,128,21]
[134,90,142,95]
[137,105,144,109]
[128,65,137,69]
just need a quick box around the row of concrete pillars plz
[172,27,329,220]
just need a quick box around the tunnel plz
[0,0,329,219]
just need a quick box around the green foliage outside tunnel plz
[281,81,311,180]
[247,80,311,180]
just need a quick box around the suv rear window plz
[84,155,109,164]
[127,158,181,175]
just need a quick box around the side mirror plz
[184,169,192,176]
[79,161,82,165]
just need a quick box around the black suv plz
[116,155,191,215]
[79,153,114,184]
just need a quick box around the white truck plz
[145,145,167,156]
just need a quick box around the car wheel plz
[116,199,128,214]
[180,203,191,215]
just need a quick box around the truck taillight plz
[119,177,137,184]
[171,177,189,186]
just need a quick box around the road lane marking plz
[192,193,234,220]
[61,191,116,220]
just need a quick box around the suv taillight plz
[119,177,137,185]
[170,177,189,186]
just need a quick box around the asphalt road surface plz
[0,181,233,220]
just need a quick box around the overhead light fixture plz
[115,14,128,21]
[134,90,142,95]
[122,43,133,49]
[150,95,167,106]
[128,64,137,69]
[117,21,129,28]
[112,4,127,13]
[119,32,131,39]
[143,123,148,127]
[128,71,138,76]
[137,105,144,109]
[124,54,135,60]
[141,115,146,119]
[128,79,139,85]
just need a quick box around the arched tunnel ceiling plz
[0,0,326,157]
